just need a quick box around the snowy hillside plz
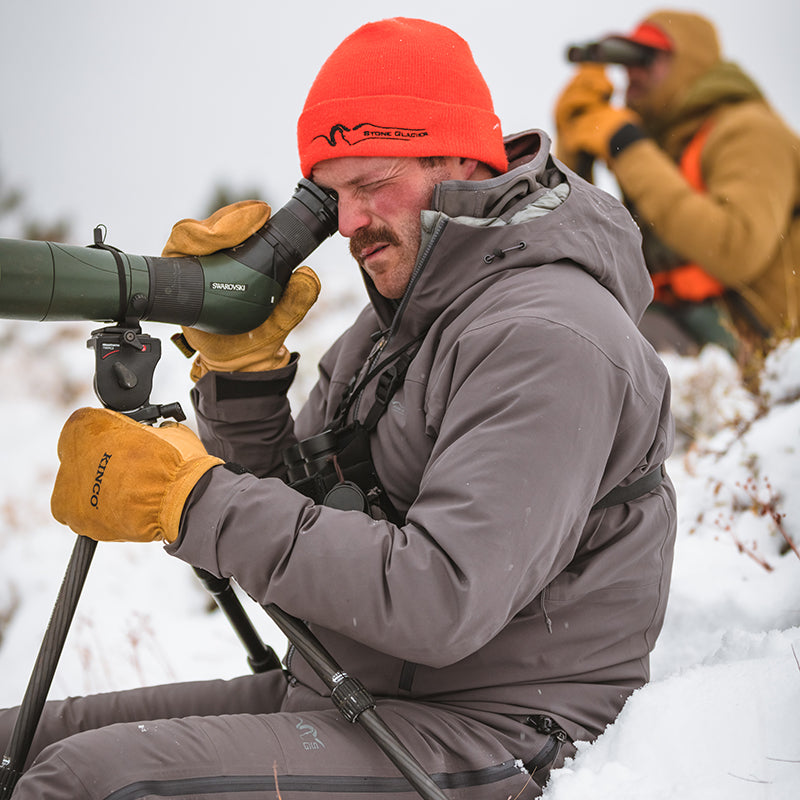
[0,312,798,799]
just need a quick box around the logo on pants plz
[296,718,326,750]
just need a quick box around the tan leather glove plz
[161,199,271,258]
[554,64,616,171]
[163,200,321,381]
[558,103,641,163]
[51,408,223,543]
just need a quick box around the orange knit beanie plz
[297,18,508,178]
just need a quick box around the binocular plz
[283,428,370,513]
[566,37,658,67]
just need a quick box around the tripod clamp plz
[87,323,185,423]
[85,224,184,424]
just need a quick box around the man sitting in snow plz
[1,17,676,799]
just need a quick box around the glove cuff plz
[609,123,647,158]
[161,456,224,542]
[189,346,292,381]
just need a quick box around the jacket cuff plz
[609,123,647,158]
[193,352,299,403]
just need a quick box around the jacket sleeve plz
[170,304,668,668]
[611,103,796,285]
[189,356,301,478]
[188,306,379,474]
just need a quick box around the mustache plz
[349,226,401,264]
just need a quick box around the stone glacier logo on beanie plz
[297,17,508,178]
[313,122,429,148]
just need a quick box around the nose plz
[625,63,649,83]
[336,197,372,239]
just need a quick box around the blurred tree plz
[203,183,269,218]
[19,219,72,242]
[0,160,71,242]
[0,169,23,217]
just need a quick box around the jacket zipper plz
[388,216,448,340]
[352,216,448,421]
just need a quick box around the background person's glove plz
[554,64,615,171]
[163,200,322,381]
[558,103,642,163]
[51,407,223,543]
[555,64,615,127]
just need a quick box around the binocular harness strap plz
[591,464,665,511]
[289,331,665,522]
[332,332,427,429]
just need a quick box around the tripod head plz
[83,225,185,424]
[88,322,184,423]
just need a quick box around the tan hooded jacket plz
[611,10,800,338]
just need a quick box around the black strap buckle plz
[375,363,402,407]
[526,714,569,742]
[523,715,570,773]
[364,358,409,431]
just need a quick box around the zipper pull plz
[369,333,388,361]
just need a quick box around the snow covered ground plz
[0,305,798,798]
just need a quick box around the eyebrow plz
[313,164,400,192]
[329,174,382,191]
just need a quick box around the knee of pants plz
[11,712,287,800]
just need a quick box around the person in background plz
[1,17,676,799]
[555,9,800,360]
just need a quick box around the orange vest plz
[651,121,727,303]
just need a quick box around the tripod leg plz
[193,568,282,673]
[0,535,96,799]
[263,603,448,800]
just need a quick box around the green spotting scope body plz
[0,178,338,335]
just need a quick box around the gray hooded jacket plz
[172,130,676,743]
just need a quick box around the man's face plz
[311,156,473,299]
[625,50,673,111]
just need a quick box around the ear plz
[457,157,495,181]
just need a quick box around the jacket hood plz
[630,10,719,127]
[679,61,763,119]
[362,129,653,335]
[634,11,763,139]
[650,60,765,151]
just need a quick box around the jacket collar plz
[363,129,652,339]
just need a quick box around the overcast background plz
[1,0,798,275]
[1,4,799,796]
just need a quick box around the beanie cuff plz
[298,95,508,177]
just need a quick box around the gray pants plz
[0,670,569,799]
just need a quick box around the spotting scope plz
[0,178,338,334]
